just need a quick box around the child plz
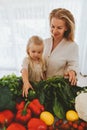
[21,36,46,97]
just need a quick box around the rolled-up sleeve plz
[66,43,79,75]
[21,57,29,71]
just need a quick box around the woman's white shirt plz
[43,38,79,78]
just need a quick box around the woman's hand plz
[64,70,77,86]
[22,82,33,97]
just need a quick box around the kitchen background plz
[0,0,87,86]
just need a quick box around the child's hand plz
[22,82,33,97]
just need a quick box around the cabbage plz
[75,93,87,122]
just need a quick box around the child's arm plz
[21,68,33,97]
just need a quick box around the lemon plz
[66,110,79,121]
[40,111,54,126]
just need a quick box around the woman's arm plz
[64,43,79,85]
[64,70,77,85]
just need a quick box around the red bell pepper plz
[27,118,47,130]
[0,114,5,124]
[15,101,31,124]
[7,122,26,130]
[16,101,25,110]
[32,99,44,111]
[0,110,14,126]
[28,99,44,116]
[28,102,41,116]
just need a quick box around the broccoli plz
[0,86,16,111]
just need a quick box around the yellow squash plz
[66,110,79,121]
[40,111,54,126]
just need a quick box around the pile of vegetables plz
[0,74,87,129]
[0,74,87,117]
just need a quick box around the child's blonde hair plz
[26,35,44,68]
[26,35,44,55]
[49,8,75,41]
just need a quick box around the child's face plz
[28,43,43,61]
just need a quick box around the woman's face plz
[50,17,67,40]
[28,43,43,61]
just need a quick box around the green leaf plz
[53,93,65,119]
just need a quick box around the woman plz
[43,8,79,85]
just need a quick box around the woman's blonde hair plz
[49,8,75,41]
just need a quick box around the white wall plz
[0,0,87,77]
